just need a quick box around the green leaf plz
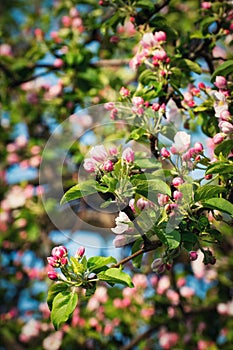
[98,268,134,287]
[131,176,171,199]
[174,58,202,74]
[201,198,233,217]
[135,158,161,169]
[205,162,233,175]
[211,60,233,81]
[51,290,78,330]
[47,282,68,311]
[194,185,226,202]
[60,179,97,204]
[214,140,233,157]
[87,256,117,273]
[70,257,85,275]
[179,183,193,204]
[165,230,181,249]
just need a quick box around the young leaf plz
[135,158,161,169]
[214,140,233,157]
[164,230,181,249]
[70,257,85,275]
[51,290,78,330]
[87,256,117,273]
[47,282,68,311]
[211,60,233,81]
[194,185,226,202]
[60,179,98,204]
[98,268,134,287]
[205,162,233,175]
[201,198,233,217]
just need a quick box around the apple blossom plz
[214,76,227,89]
[122,147,134,163]
[111,211,131,234]
[171,131,191,154]
[89,145,108,162]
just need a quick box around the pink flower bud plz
[201,2,212,9]
[214,76,227,89]
[110,108,118,120]
[189,251,198,261]
[62,15,72,27]
[110,36,119,44]
[60,257,68,265]
[160,147,170,158]
[151,258,166,274]
[48,269,58,280]
[157,193,170,206]
[172,177,184,187]
[132,96,144,107]
[213,133,225,144]
[154,31,166,42]
[120,87,130,97]
[173,190,183,201]
[104,102,115,110]
[76,246,85,258]
[129,198,136,213]
[198,82,206,89]
[136,198,150,210]
[220,110,231,121]
[151,103,160,111]
[83,158,96,173]
[47,256,59,267]
[122,147,134,163]
[54,58,64,68]
[52,245,68,259]
[103,160,114,172]
[219,121,233,134]
[193,142,203,153]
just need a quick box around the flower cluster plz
[130,31,168,71]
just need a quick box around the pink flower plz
[159,331,179,349]
[136,198,151,210]
[132,96,144,107]
[213,133,225,144]
[103,160,114,172]
[157,193,170,206]
[151,258,166,274]
[220,110,231,121]
[154,31,166,42]
[153,48,167,61]
[122,147,134,163]
[54,58,63,68]
[104,102,115,110]
[48,269,58,280]
[52,245,68,259]
[140,32,158,48]
[219,121,233,134]
[189,251,198,261]
[76,246,85,258]
[47,256,59,267]
[171,131,191,154]
[172,177,184,187]
[120,87,130,97]
[193,142,203,153]
[0,44,12,56]
[214,75,227,89]
[201,2,212,9]
[160,147,170,158]
[173,190,183,201]
[89,145,108,162]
